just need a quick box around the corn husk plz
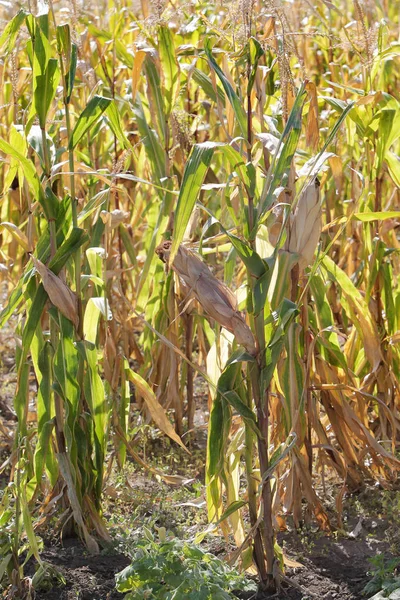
[100,209,129,229]
[286,179,321,269]
[32,257,78,328]
[156,241,256,355]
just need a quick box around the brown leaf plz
[126,368,190,454]
[32,257,78,328]
[305,81,319,150]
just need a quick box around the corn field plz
[0,0,399,596]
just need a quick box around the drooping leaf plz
[126,368,189,453]
[204,39,248,139]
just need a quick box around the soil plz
[26,539,129,600]
[17,494,396,600]
[275,519,391,600]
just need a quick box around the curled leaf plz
[0,222,31,252]
[100,209,129,228]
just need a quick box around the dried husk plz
[156,241,256,355]
[100,209,129,229]
[286,179,321,269]
[32,257,78,328]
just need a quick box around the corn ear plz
[156,241,256,354]
[32,257,78,328]
[286,178,321,269]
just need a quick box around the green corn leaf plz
[281,323,305,433]
[321,255,382,371]
[144,55,167,142]
[66,43,78,102]
[56,24,77,102]
[0,9,27,55]
[191,68,225,105]
[0,198,71,324]
[223,389,259,430]
[133,96,166,182]
[219,144,257,198]
[207,395,227,481]
[32,340,58,490]
[17,228,88,368]
[0,138,47,216]
[257,83,307,224]
[27,16,60,131]
[119,224,138,268]
[207,360,242,482]
[376,109,395,172]
[21,483,43,564]
[353,210,400,221]
[170,142,215,263]
[228,232,266,277]
[69,95,112,149]
[382,262,397,334]
[3,125,26,192]
[267,251,297,310]
[84,344,107,499]
[386,151,400,187]
[54,318,80,419]
[261,299,299,392]
[199,202,266,277]
[204,39,248,139]
[216,500,248,525]
[14,362,30,435]
[247,37,264,94]
[309,274,347,369]
[117,359,131,467]
[106,101,131,150]
[78,189,110,224]
[56,24,71,66]
[49,227,89,275]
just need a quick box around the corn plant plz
[0,0,399,596]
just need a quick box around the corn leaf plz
[69,95,112,149]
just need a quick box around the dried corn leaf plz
[1,221,31,252]
[287,179,321,269]
[32,257,78,328]
[127,368,189,454]
[156,241,256,354]
[305,81,319,150]
[132,49,146,100]
[100,209,129,228]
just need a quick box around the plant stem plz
[246,47,277,590]
[186,313,195,432]
[244,378,269,582]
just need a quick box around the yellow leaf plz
[0,222,31,252]
[127,369,189,453]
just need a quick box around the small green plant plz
[363,554,400,597]
[115,528,256,600]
